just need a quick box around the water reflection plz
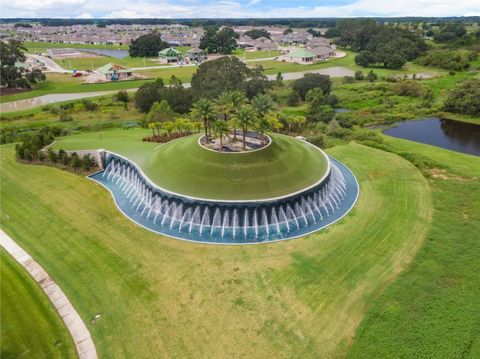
[384,117,480,156]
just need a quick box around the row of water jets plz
[102,157,348,240]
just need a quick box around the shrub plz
[392,81,424,97]
[354,71,364,80]
[81,99,98,111]
[59,111,73,122]
[443,79,480,116]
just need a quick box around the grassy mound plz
[53,129,329,200]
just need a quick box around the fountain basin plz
[90,151,359,244]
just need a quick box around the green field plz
[346,137,480,357]
[51,130,329,200]
[1,138,435,358]
[0,250,77,358]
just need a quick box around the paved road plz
[27,54,70,73]
[1,67,355,113]
[0,229,97,359]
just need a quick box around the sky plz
[2,0,479,19]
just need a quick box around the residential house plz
[158,47,183,64]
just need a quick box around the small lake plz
[78,48,129,59]
[383,117,480,156]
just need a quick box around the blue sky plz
[2,0,479,19]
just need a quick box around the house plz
[97,63,133,81]
[284,48,316,64]
[308,46,336,60]
[185,47,207,63]
[252,40,277,52]
[236,35,255,48]
[158,47,183,64]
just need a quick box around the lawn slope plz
[346,139,480,358]
[0,250,77,359]
[0,142,431,358]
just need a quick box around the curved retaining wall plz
[89,149,359,244]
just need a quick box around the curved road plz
[1,67,354,113]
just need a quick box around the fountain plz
[90,146,359,244]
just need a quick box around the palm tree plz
[211,120,230,151]
[148,122,156,138]
[191,98,215,140]
[232,105,257,151]
[227,90,246,141]
[256,112,283,145]
[251,93,274,121]
[215,92,232,122]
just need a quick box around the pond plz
[78,48,129,59]
[383,117,480,156]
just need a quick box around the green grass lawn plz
[346,136,480,358]
[0,140,432,358]
[51,130,328,200]
[1,250,77,359]
[25,41,129,51]
[53,56,159,71]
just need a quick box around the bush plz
[59,111,73,122]
[392,81,424,97]
[443,79,480,116]
[81,99,98,111]
[354,71,364,80]
[115,90,129,103]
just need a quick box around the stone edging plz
[0,229,97,359]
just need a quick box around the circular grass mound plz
[143,133,329,201]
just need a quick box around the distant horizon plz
[2,0,479,20]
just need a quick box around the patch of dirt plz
[0,87,31,96]
[429,168,471,182]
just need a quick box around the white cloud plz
[76,13,93,19]
[247,0,261,7]
[1,0,479,18]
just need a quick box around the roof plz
[186,47,204,54]
[158,47,182,57]
[309,46,335,56]
[97,63,131,74]
[288,48,316,59]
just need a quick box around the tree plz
[251,93,274,120]
[211,120,230,151]
[199,26,238,54]
[244,29,270,39]
[146,100,175,125]
[366,70,378,82]
[355,51,375,67]
[217,27,239,54]
[191,56,268,99]
[275,72,283,86]
[305,88,335,123]
[191,98,216,140]
[284,28,293,35]
[148,122,157,137]
[443,79,480,116]
[292,73,332,100]
[135,79,164,113]
[232,105,257,150]
[129,33,169,57]
[1,40,45,88]
[256,113,283,144]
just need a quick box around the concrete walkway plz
[0,229,97,359]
